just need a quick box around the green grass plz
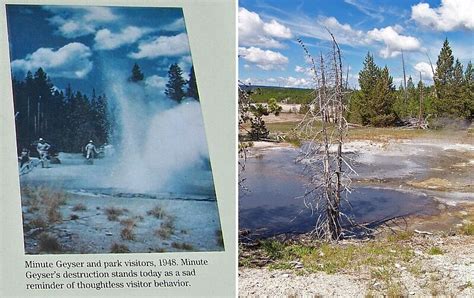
[460,223,474,236]
[251,238,416,296]
[247,86,313,104]
[258,239,414,275]
[427,246,444,255]
[264,119,467,144]
[266,121,300,133]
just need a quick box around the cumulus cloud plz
[239,7,292,48]
[164,18,185,32]
[145,75,167,89]
[243,76,312,88]
[11,43,93,79]
[295,65,315,77]
[239,47,288,70]
[411,0,474,31]
[47,6,119,38]
[178,56,193,76]
[129,33,190,59]
[414,62,436,79]
[94,26,152,50]
[367,26,421,58]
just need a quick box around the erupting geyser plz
[104,74,215,195]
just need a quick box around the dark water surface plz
[239,147,439,237]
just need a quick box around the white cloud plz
[178,56,193,77]
[254,12,424,60]
[82,7,118,22]
[11,42,93,79]
[319,16,371,46]
[164,18,185,32]
[129,33,190,59]
[344,0,384,22]
[94,26,151,50]
[263,19,293,39]
[295,65,306,73]
[367,26,421,58]
[414,62,436,80]
[239,7,292,48]
[411,0,474,31]
[294,65,314,77]
[48,16,95,38]
[47,7,119,38]
[145,75,167,89]
[243,76,313,88]
[239,47,288,70]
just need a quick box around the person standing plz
[84,140,98,160]
[19,147,30,170]
[36,138,51,168]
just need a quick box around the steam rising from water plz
[104,73,214,194]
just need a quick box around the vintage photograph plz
[7,4,224,254]
[238,0,473,296]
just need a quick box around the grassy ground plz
[240,222,474,296]
[263,119,473,143]
[247,86,313,104]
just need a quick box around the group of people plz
[18,138,99,171]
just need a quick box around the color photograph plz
[238,0,474,296]
[7,4,224,254]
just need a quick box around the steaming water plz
[21,76,216,198]
[106,81,214,195]
[239,147,439,237]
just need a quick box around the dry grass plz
[120,226,135,240]
[147,205,166,219]
[29,217,48,228]
[21,187,68,223]
[155,215,175,239]
[460,222,474,236]
[38,233,61,253]
[120,218,137,228]
[72,203,87,212]
[105,206,126,221]
[171,242,194,251]
[110,243,130,253]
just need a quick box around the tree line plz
[12,68,110,153]
[12,62,200,153]
[348,38,473,127]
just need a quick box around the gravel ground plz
[239,235,474,297]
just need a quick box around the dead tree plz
[401,51,408,113]
[238,82,252,188]
[297,31,355,241]
[418,72,424,128]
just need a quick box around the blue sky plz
[6,5,194,96]
[239,0,474,89]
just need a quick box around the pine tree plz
[187,65,199,101]
[464,61,474,120]
[129,63,144,82]
[434,39,455,115]
[352,52,381,125]
[165,63,186,103]
[370,66,397,126]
